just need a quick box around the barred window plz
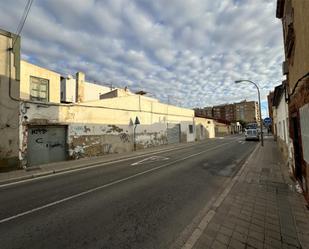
[30,76,49,102]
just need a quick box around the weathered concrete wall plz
[194,117,215,140]
[0,29,20,168]
[135,123,167,149]
[20,60,61,103]
[68,124,133,159]
[68,123,167,159]
[20,95,194,163]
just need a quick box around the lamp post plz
[235,80,264,146]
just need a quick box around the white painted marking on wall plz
[0,140,237,224]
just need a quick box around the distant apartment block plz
[224,104,236,122]
[235,100,260,123]
[213,105,225,120]
[193,107,213,118]
[194,100,259,123]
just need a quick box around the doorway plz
[27,126,67,166]
[291,116,302,181]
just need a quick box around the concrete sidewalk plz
[0,139,205,185]
[193,138,309,249]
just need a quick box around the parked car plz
[245,128,260,141]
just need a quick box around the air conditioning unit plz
[282,61,289,75]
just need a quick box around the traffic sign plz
[264,117,272,125]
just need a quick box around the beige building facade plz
[20,60,61,103]
[20,92,195,166]
[276,0,309,200]
[0,28,227,169]
[194,117,216,140]
[0,29,20,168]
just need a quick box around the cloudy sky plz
[0,0,284,116]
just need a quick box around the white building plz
[61,72,112,103]
[272,83,290,162]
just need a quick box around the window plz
[189,124,194,134]
[30,76,49,102]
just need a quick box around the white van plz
[245,129,260,141]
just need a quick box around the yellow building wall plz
[83,81,111,102]
[288,1,309,92]
[20,60,61,103]
[84,95,194,124]
[0,29,20,168]
[194,117,215,139]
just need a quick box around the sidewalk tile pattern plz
[194,139,309,249]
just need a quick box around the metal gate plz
[27,126,67,166]
[167,124,180,144]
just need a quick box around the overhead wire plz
[12,0,34,49]
[8,0,34,101]
[15,0,31,34]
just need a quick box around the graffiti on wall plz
[107,125,124,133]
[30,128,47,135]
[120,133,130,143]
[68,123,174,159]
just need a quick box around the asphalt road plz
[0,136,257,249]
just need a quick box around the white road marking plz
[131,156,169,166]
[0,143,210,188]
[0,140,237,224]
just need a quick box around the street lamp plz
[234,80,264,146]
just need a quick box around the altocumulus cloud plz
[0,0,284,112]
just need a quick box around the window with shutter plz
[30,76,49,102]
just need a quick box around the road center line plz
[0,140,229,188]
[0,140,236,224]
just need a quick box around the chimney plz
[76,72,85,102]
